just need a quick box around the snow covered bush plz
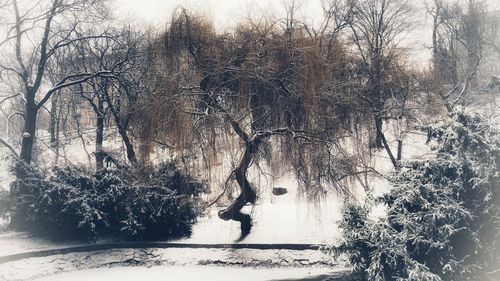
[333,113,499,281]
[8,161,206,241]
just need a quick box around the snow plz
[0,121,437,254]
[177,167,346,244]
[0,184,344,256]
[34,128,128,169]
[0,231,118,256]
[0,116,442,281]
[0,148,14,192]
[32,265,346,281]
[0,247,349,281]
[182,195,343,244]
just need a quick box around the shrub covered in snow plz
[8,162,206,241]
[333,113,499,281]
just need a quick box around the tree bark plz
[397,139,403,161]
[118,127,137,165]
[374,111,384,149]
[375,122,398,169]
[95,97,105,171]
[372,57,384,149]
[218,136,260,240]
[19,94,38,164]
[49,92,58,148]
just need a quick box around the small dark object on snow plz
[272,187,287,196]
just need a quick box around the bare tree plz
[349,0,413,168]
[158,9,361,239]
[0,0,115,165]
[429,0,487,112]
[58,26,153,168]
[304,0,355,58]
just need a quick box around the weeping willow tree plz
[135,8,381,238]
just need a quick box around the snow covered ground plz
[0,112,477,281]
[0,121,434,254]
[0,180,345,256]
[33,265,350,281]
[181,173,345,244]
[0,130,355,281]
[0,247,352,281]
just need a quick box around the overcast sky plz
[113,0,500,27]
[112,0,317,29]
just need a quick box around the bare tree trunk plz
[49,92,58,148]
[95,97,105,171]
[218,136,259,240]
[375,123,398,169]
[20,95,37,164]
[103,82,137,166]
[374,111,384,149]
[203,88,258,239]
[397,139,403,161]
[117,127,137,165]
[372,61,384,149]
[54,101,61,166]
[109,106,137,166]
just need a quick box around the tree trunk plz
[54,107,60,166]
[19,96,38,164]
[218,137,259,240]
[49,92,58,148]
[374,112,384,148]
[95,99,105,171]
[118,127,137,165]
[375,122,398,169]
[201,76,258,239]
[397,139,403,161]
[102,81,137,166]
[371,58,384,149]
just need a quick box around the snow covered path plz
[0,247,351,281]
[33,265,353,281]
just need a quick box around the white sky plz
[112,0,320,29]
[112,0,500,28]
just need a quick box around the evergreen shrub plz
[8,161,206,241]
[334,113,499,281]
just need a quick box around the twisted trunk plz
[218,136,260,240]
